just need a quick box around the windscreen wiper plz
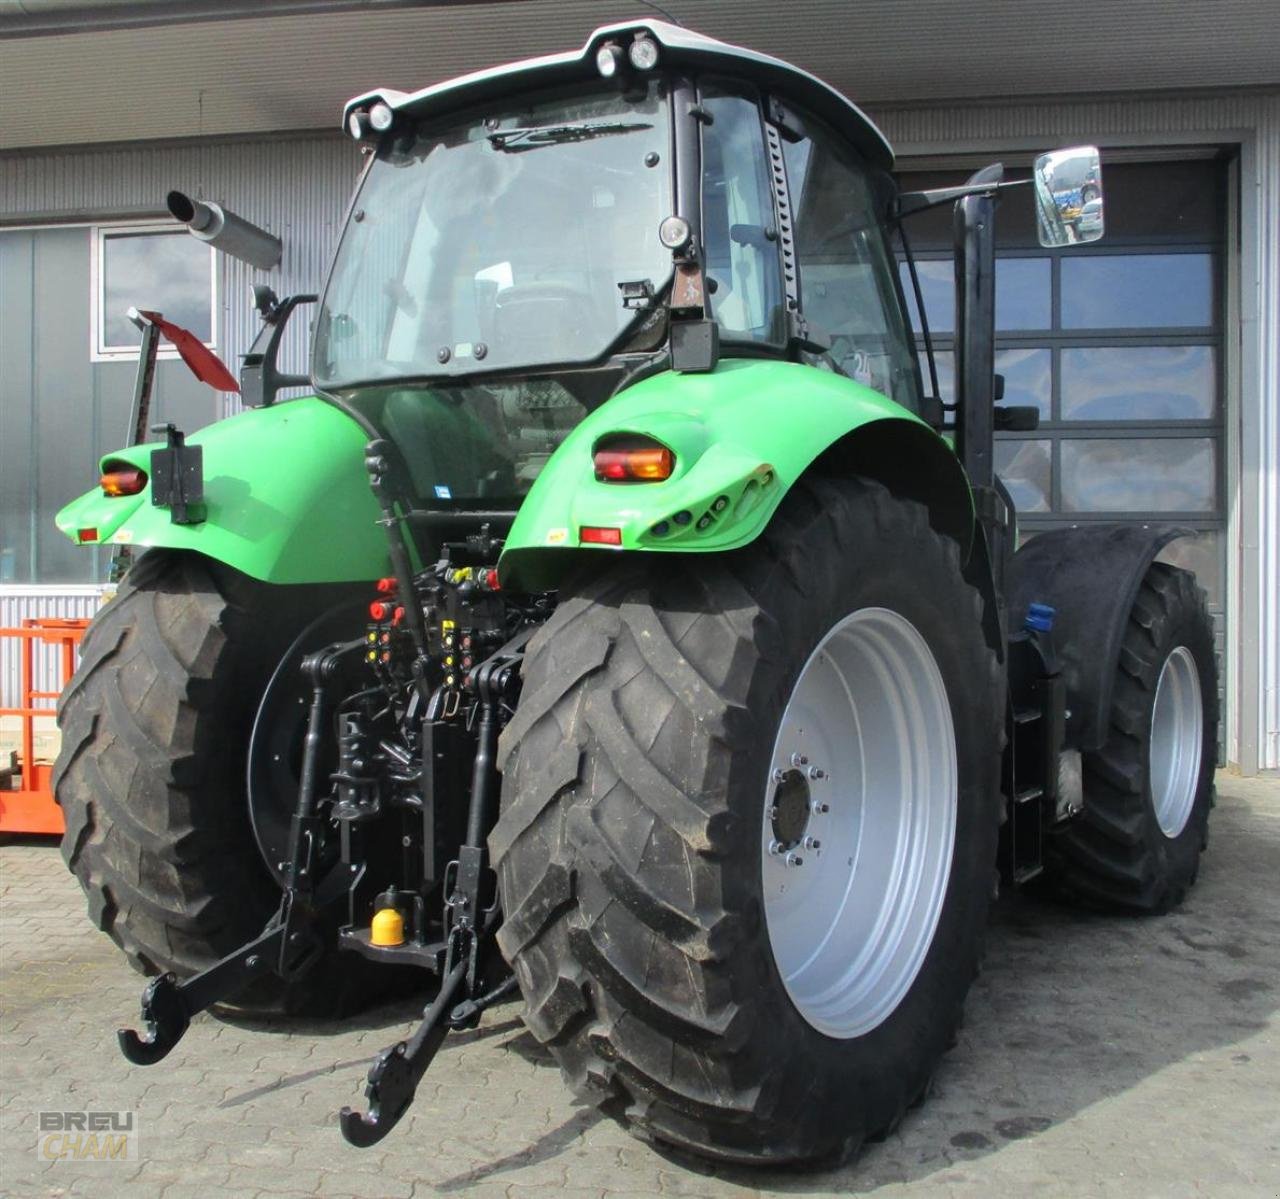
[487,120,652,151]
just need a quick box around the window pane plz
[1061,438,1215,512]
[784,111,920,410]
[995,347,1051,417]
[899,259,954,333]
[102,231,213,348]
[917,348,954,404]
[995,438,1051,512]
[1157,530,1223,608]
[701,86,785,344]
[1061,254,1212,328]
[996,258,1051,330]
[1061,346,1216,420]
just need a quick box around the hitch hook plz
[118,973,190,1065]
[339,957,468,1146]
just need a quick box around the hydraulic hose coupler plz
[1024,602,1060,678]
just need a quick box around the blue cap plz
[1025,602,1056,633]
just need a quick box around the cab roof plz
[342,19,894,170]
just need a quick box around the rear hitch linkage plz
[118,639,361,1065]
[338,639,526,1146]
[116,630,527,1148]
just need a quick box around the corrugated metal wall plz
[1,91,1276,770]
[0,586,108,711]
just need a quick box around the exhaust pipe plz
[167,191,282,271]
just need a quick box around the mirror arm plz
[239,292,317,407]
[894,178,1029,220]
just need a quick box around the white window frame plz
[89,221,218,362]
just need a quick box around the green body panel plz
[55,397,391,584]
[499,359,958,590]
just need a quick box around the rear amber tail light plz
[100,467,147,497]
[593,445,674,483]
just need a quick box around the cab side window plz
[781,116,922,411]
[700,82,786,346]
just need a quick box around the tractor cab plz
[313,21,923,509]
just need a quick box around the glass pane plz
[1098,160,1224,245]
[897,159,1225,250]
[1061,438,1215,512]
[317,82,674,384]
[1061,346,1216,420]
[1061,254,1212,328]
[917,348,954,405]
[995,347,1051,417]
[995,438,1051,512]
[102,231,212,348]
[784,111,921,411]
[701,86,785,345]
[899,259,954,333]
[996,258,1051,330]
[1157,530,1223,608]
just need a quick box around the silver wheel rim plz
[761,607,957,1039]
[1150,646,1203,838]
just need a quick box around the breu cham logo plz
[37,1111,139,1162]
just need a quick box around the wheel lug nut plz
[808,767,826,780]
[790,753,809,767]
[803,836,821,850]
[810,800,830,815]
[769,805,779,819]
[768,839,784,855]
[784,852,804,868]
[772,768,787,783]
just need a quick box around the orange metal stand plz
[0,617,89,834]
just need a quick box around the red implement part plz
[136,309,240,393]
[0,618,89,834]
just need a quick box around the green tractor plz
[54,20,1217,1165]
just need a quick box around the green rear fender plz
[499,359,972,592]
[55,397,391,584]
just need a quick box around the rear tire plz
[54,549,369,1015]
[1046,562,1217,913]
[492,478,1003,1164]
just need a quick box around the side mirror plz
[240,291,317,407]
[1034,146,1104,248]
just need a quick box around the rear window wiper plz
[487,120,652,152]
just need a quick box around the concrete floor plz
[2,773,1277,1198]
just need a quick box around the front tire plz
[1046,562,1217,912]
[492,479,1004,1164]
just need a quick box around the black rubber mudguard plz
[1006,523,1189,752]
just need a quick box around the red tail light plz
[580,526,623,546]
[593,445,674,482]
[100,467,147,497]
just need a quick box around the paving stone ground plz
[2,772,1278,1198]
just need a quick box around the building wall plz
[1,90,1276,771]
[0,132,364,413]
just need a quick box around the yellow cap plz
[370,906,405,947]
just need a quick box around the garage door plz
[897,156,1227,719]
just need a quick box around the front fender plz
[499,359,946,591]
[1007,524,1190,751]
[55,397,390,584]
